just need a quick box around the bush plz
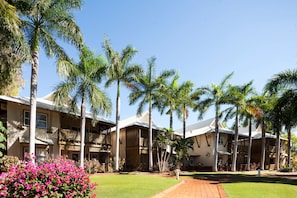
[0,155,20,173]
[280,167,293,172]
[84,159,105,174]
[0,155,96,197]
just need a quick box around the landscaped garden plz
[88,171,297,198]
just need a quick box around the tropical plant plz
[0,0,27,95]
[103,37,142,171]
[265,69,297,168]
[155,128,174,172]
[53,46,112,168]
[128,57,175,171]
[223,81,254,171]
[0,155,96,197]
[193,72,233,172]
[15,0,83,162]
[172,136,194,169]
[0,122,7,158]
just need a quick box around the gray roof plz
[110,112,163,132]
[174,118,234,138]
[238,125,287,140]
[0,95,115,125]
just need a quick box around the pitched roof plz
[110,112,163,132]
[238,125,286,140]
[0,95,114,125]
[174,118,234,138]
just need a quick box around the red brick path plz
[152,178,228,198]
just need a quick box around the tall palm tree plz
[193,72,233,172]
[243,98,263,171]
[103,37,142,171]
[156,73,180,130]
[16,0,83,162]
[128,57,175,171]
[265,69,297,167]
[178,81,195,139]
[0,0,27,95]
[53,46,112,168]
[224,81,254,171]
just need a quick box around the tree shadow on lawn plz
[180,173,297,186]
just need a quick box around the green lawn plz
[90,173,180,198]
[90,172,297,198]
[183,171,297,198]
[223,182,297,198]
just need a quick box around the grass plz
[90,173,180,198]
[181,171,297,198]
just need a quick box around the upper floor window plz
[24,111,47,129]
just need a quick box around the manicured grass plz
[222,182,297,198]
[90,173,180,198]
[181,171,297,198]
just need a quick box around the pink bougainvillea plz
[0,156,96,197]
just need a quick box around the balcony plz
[59,129,108,145]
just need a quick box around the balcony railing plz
[59,129,107,145]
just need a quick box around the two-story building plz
[109,112,163,171]
[0,94,115,164]
[174,118,234,171]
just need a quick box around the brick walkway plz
[152,178,228,198]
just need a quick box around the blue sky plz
[20,0,297,130]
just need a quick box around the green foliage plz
[0,155,19,172]
[172,136,194,168]
[0,122,7,158]
[0,155,96,197]
[90,174,180,198]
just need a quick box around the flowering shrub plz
[0,155,20,173]
[0,155,96,197]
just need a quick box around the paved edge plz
[151,179,185,198]
[217,183,228,198]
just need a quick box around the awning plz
[19,136,54,145]
[217,150,231,155]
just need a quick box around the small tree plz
[172,136,194,169]
[155,128,174,173]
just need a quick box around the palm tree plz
[53,46,112,168]
[103,37,142,171]
[16,0,83,162]
[128,57,175,171]
[193,72,233,172]
[0,0,27,95]
[178,81,195,139]
[172,136,194,168]
[156,73,180,130]
[265,69,297,167]
[224,81,254,171]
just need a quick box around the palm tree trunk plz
[261,120,266,170]
[29,50,39,163]
[275,129,280,171]
[232,110,239,172]
[148,97,153,171]
[213,106,219,172]
[288,127,291,167]
[169,107,173,130]
[247,117,252,171]
[183,104,186,139]
[80,97,86,168]
[115,80,120,171]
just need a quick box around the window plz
[24,111,47,129]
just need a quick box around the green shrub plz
[0,155,19,172]
[280,167,293,172]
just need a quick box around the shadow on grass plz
[180,173,297,186]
